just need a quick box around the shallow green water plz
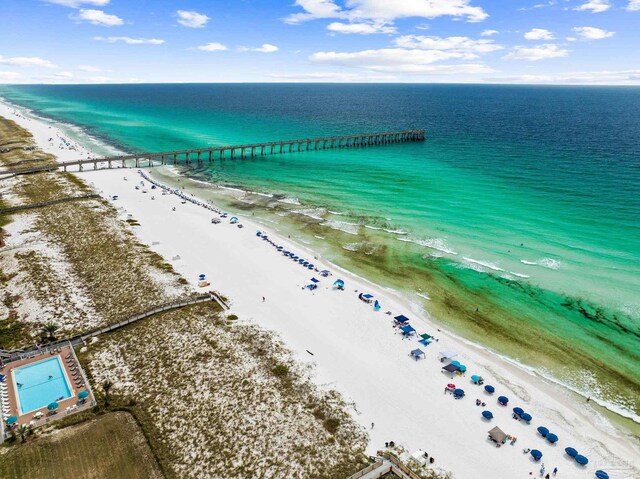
[1,84,638,420]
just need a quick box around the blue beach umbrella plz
[595,471,609,479]
[484,385,495,393]
[513,407,524,416]
[537,426,549,437]
[565,447,578,457]
[546,433,558,443]
[482,410,493,419]
[459,364,467,373]
[471,375,481,382]
[530,450,543,461]
[47,402,59,411]
[6,416,18,425]
[453,388,465,396]
[78,390,89,399]
[575,455,589,465]
[520,412,532,422]
[498,396,509,405]
[450,360,461,367]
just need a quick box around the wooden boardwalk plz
[0,129,425,177]
[0,194,100,215]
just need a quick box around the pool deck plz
[1,345,93,429]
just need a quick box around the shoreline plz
[1,98,639,478]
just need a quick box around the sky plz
[0,0,639,84]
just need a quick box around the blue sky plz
[1,0,639,84]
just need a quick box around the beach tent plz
[442,363,460,373]
[333,279,345,290]
[488,426,507,443]
[484,385,495,393]
[394,315,410,324]
[530,450,543,461]
[307,264,315,269]
[48,402,59,411]
[419,338,432,347]
[359,293,374,303]
[410,349,425,361]
[277,246,283,250]
[537,426,549,437]
[453,388,465,397]
[439,351,457,361]
[498,396,509,405]
[310,278,320,283]
[78,390,89,399]
[6,415,17,425]
[565,447,578,457]
[256,231,262,236]
[546,433,558,443]
[420,333,432,340]
[482,411,493,419]
[400,325,416,337]
[513,407,524,416]
[595,470,609,479]
[575,455,589,465]
[520,412,532,423]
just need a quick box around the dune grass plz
[0,412,163,479]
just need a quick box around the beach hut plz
[565,447,578,457]
[453,388,465,398]
[537,426,549,437]
[546,433,558,443]
[410,349,426,361]
[575,455,589,465]
[400,325,416,337]
[498,396,509,406]
[595,470,609,479]
[482,410,493,420]
[488,426,507,444]
[520,412,532,423]
[6,415,17,425]
[333,279,345,290]
[513,407,524,416]
[442,363,460,373]
[484,385,495,394]
[530,450,543,461]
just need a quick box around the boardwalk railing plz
[0,194,100,215]
[0,292,226,366]
[0,129,426,177]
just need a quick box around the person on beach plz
[262,296,265,302]
[552,467,557,476]
[371,422,374,429]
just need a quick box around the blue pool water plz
[13,357,72,414]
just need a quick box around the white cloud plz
[572,26,615,39]
[327,22,396,34]
[44,0,109,7]
[310,48,493,74]
[574,0,610,13]
[176,10,210,28]
[393,35,502,55]
[77,65,101,72]
[285,0,488,24]
[524,28,554,40]
[481,29,499,36]
[485,69,640,85]
[0,71,21,82]
[196,42,228,52]
[74,9,123,26]
[0,56,57,68]
[239,44,279,53]
[503,44,569,61]
[95,36,164,44]
[627,0,640,11]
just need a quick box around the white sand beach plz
[1,99,639,479]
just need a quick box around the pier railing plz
[0,129,425,177]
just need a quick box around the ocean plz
[1,83,638,422]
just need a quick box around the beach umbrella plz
[520,412,532,422]
[482,410,493,419]
[484,385,495,393]
[459,364,467,373]
[546,433,558,443]
[565,447,578,457]
[48,402,59,411]
[78,390,89,399]
[537,426,549,437]
[575,455,589,466]
[6,415,17,425]
[450,360,461,367]
[308,264,315,269]
[447,383,456,389]
[595,471,609,479]
[530,450,543,461]
[453,388,465,396]
[513,407,524,416]
[471,375,481,383]
[498,396,509,405]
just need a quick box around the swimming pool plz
[13,357,73,414]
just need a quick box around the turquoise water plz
[1,84,639,420]
[13,357,72,414]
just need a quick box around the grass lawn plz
[0,412,163,479]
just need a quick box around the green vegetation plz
[0,412,163,479]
